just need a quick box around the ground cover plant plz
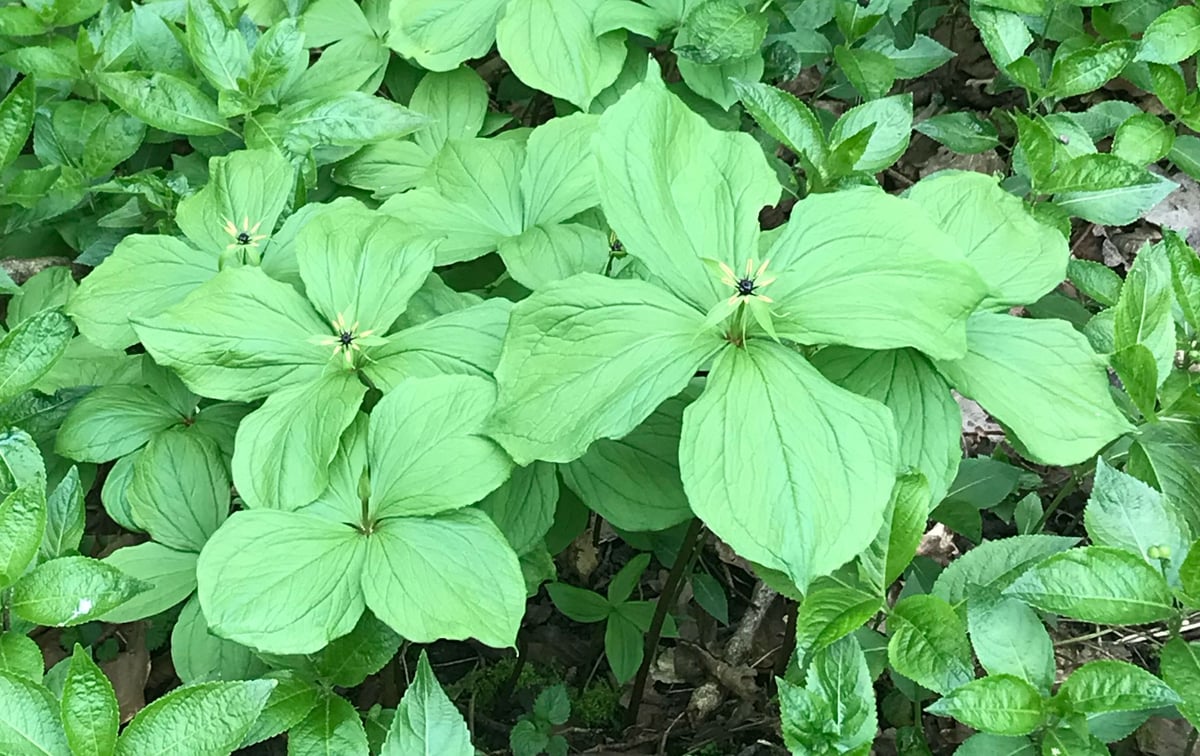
[2,0,1200,753]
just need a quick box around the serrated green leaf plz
[1003,546,1175,623]
[926,675,1045,736]
[12,555,150,627]
[114,679,275,756]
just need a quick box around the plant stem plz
[623,517,705,728]
[1032,472,1079,533]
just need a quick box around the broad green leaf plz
[1085,458,1191,586]
[12,556,149,627]
[129,431,228,551]
[521,113,602,226]
[114,680,275,756]
[386,0,506,71]
[246,18,306,99]
[175,148,295,256]
[40,468,84,564]
[0,632,42,681]
[863,35,955,79]
[814,347,960,502]
[888,594,974,695]
[135,267,332,402]
[100,455,139,533]
[196,510,367,654]
[233,371,365,511]
[171,595,267,684]
[675,0,767,64]
[284,35,388,103]
[130,5,191,77]
[0,309,73,404]
[280,691,368,756]
[61,646,118,756]
[488,274,723,464]
[562,393,693,532]
[1164,230,1200,333]
[94,72,227,136]
[592,71,779,311]
[1160,638,1200,728]
[0,671,70,756]
[933,312,1131,465]
[933,534,1078,608]
[828,95,912,174]
[834,45,896,100]
[794,582,884,663]
[1068,259,1123,307]
[67,235,217,350]
[1047,41,1135,98]
[363,509,524,648]
[733,79,827,167]
[768,189,986,360]
[970,7,1031,69]
[380,138,523,266]
[238,670,320,747]
[478,461,558,555]
[278,92,428,151]
[926,675,1045,736]
[297,207,433,333]
[55,386,180,463]
[410,66,489,155]
[381,651,472,756]
[681,341,897,589]
[1135,5,1200,63]
[0,485,46,590]
[605,609,644,682]
[1003,546,1174,623]
[0,430,46,493]
[1112,113,1175,165]
[779,679,836,754]
[363,299,511,390]
[858,474,932,592]
[368,376,510,518]
[914,112,1000,154]
[1130,423,1200,535]
[908,170,1068,309]
[99,543,197,622]
[546,583,611,623]
[498,223,610,290]
[955,734,1036,756]
[310,613,400,687]
[0,78,35,171]
[187,0,250,92]
[1058,659,1180,713]
[608,553,651,604]
[806,635,877,750]
[1113,240,1175,388]
[299,0,372,47]
[1051,155,1177,226]
[967,594,1054,693]
[8,267,73,328]
[497,0,626,109]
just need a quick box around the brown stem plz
[623,517,705,728]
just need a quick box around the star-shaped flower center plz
[719,258,776,305]
[222,216,267,250]
[313,313,375,366]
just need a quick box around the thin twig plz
[624,517,705,728]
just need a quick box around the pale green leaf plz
[768,189,986,360]
[488,273,724,465]
[12,556,150,627]
[61,646,118,756]
[0,633,42,682]
[593,70,779,311]
[114,680,275,756]
[94,72,227,137]
[478,461,558,555]
[681,341,897,589]
[497,0,626,109]
[926,675,1045,735]
[368,376,510,518]
[286,692,368,756]
[135,267,332,402]
[933,312,1132,465]
[67,235,217,350]
[363,509,524,648]
[171,595,267,684]
[908,170,1068,309]
[175,148,295,255]
[888,594,974,695]
[967,594,1054,693]
[0,485,46,590]
[129,430,229,551]
[97,543,197,623]
[0,671,70,756]
[55,386,180,463]
[196,510,367,654]
[381,651,472,756]
[386,0,506,72]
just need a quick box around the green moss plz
[572,679,620,729]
